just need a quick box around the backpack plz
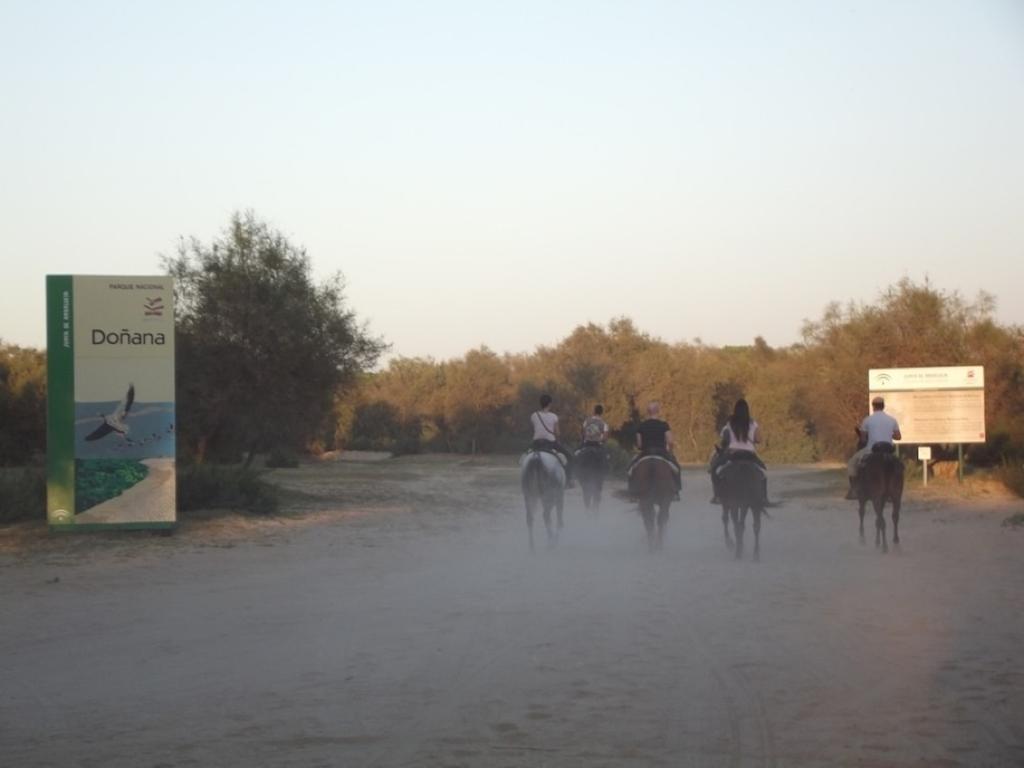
[582,417,605,442]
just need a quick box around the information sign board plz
[46,276,176,530]
[868,366,985,444]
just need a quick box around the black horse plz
[719,459,766,561]
[575,444,607,516]
[856,450,904,553]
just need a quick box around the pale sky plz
[2,1,1022,360]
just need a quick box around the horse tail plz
[522,454,543,496]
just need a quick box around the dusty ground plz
[2,456,1022,767]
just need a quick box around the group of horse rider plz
[529,392,901,502]
[528,395,743,501]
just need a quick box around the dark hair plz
[539,394,552,409]
[594,404,604,415]
[729,398,751,443]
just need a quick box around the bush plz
[997,461,1024,499]
[604,438,633,478]
[0,467,45,523]
[266,446,300,468]
[177,464,279,515]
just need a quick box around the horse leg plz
[858,499,866,544]
[526,498,535,552]
[891,492,901,547]
[732,506,745,559]
[753,507,763,561]
[656,501,669,550]
[875,499,887,554]
[543,503,555,547]
[722,506,733,549]
[641,503,656,552]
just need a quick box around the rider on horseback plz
[710,398,768,505]
[530,394,575,488]
[580,404,609,447]
[845,396,902,500]
[628,401,682,499]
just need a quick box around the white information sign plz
[868,366,985,444]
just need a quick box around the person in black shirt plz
[629,401,682,496]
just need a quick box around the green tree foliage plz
[165,211,385,465]
[346,280,1024,465]
[0,342,46,466]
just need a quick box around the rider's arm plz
[893,425,902,441]
[635,431,643,451]
[665,429,675,452]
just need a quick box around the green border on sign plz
[46,275,75,525]
[48,522,176,533]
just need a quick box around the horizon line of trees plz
[341,280,1024,466]
[1,212,1022,471]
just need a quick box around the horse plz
[856,450,904,553]
[630,455,676,552]
[718,458,766,561]
[575,444,607,516]
[520,450,566,550]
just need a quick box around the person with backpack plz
[580,404,610,448]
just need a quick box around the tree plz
[0,341,47,465]
[164,211,385,464]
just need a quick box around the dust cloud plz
[2,457,1022,766]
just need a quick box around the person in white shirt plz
[530,394,574,487]
[710,398,768,504]
[845,396,902,499]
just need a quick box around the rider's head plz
[872,396,885,411]
[594,404,604,416]
[733,399,750,420]
[539,394,552,409]
[647,401,660,417]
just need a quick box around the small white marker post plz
[918,446,932,487]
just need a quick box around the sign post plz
[46,276,176,531]
[918,446,932,487]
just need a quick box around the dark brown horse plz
[856,451,904,553]
[718,459,765,560]
[575,445,607,516]
[631,456,676,552]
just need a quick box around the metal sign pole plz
[918,445,932,488]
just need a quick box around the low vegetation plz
[0,467,45,523]
[176,464,279,515]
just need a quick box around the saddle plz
[715,450,766,478]
[628,453,680,478]
[527,446,568,468]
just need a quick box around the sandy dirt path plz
[2,458,1022,767]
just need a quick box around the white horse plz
[520,450,565,550]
